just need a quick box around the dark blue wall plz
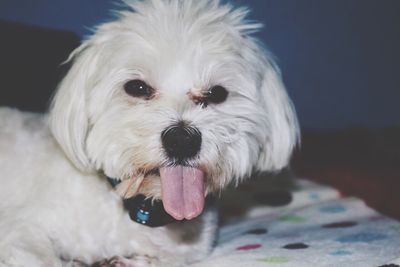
[1,0,399,129]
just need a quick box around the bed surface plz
[195,176,400,267]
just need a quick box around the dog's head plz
[49,0,299,220]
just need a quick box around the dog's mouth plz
[143,165,205,221]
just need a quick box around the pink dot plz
[236,244,262,251]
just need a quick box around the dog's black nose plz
[161,124,202,161]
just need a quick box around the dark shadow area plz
[292,127,400,220]
[0,20,80,112]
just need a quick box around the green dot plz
[259,256,290,264]
[280,214,306,223]
[391,225,400,231]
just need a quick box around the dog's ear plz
[49,43,98,172]
[255,56,300,173]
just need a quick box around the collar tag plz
[123,194,178,227]
[106,177,213,227]
[107,177,178,227]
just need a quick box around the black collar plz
[107,177,179,227]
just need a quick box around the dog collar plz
[107,177,178,227]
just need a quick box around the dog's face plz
[49,0,299,220]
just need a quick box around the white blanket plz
[194,178,400,267]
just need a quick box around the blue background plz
[1,0,399,129]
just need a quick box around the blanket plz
[194,175,400,267]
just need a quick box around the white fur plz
[0,0,299,266]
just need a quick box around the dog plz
[0,0,299,266]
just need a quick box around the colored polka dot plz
[330,250,352,256]
[259,256,290,264]
[282,243,309,249]
[236,244,262,251]
[322,221,358,228]
[319,204,346,213]
[280,214,306,223]
[245,228,268,235]
[309,192,320,200]
[253,190,293,207]
[336,232,388,243]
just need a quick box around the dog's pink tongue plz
[160,166,205,220]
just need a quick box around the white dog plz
[0,0,299,266]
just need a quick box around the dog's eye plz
[204,85,228,104]
[124,80,154,99]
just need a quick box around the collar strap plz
[123,194,178,227]
[107,177,179,227]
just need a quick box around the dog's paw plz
[91,256,155,267]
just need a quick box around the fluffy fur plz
[0,0,299,266]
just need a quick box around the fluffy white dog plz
[0,0,299,266]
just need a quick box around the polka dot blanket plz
[193,174,400,267]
